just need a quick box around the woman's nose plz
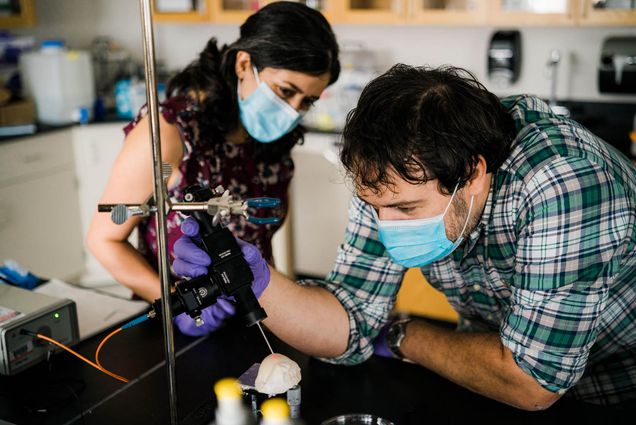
[287,95,305,112]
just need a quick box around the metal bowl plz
[320,414,395,425]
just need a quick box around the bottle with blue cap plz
[19,39,95,125]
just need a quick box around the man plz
[173,64,636,410]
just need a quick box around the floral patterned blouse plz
[123,96,294,272]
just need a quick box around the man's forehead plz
[356,185,397,201]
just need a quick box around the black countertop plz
[560,99,636,161]
[0,316,629,425]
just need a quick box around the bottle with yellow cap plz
[259,398,292,425]
[210,378,252,425]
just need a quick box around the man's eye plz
[397,207,416,213]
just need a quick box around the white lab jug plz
[19,40,95,125]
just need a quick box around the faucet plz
[545,49,570,117]
[546,49,560,108]
[613,54,636,86]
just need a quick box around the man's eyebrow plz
[357,196,421,209]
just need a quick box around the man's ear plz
[466,155,490,197]
[235,50,252,82]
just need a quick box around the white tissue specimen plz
[254,353,301,395]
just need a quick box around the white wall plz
[14,0,636,102]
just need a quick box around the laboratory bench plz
[0,315,629,425]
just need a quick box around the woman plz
[87,2,340,304]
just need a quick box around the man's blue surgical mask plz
[373,184,474,268]
[238,66,302,143]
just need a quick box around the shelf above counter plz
[150,0,636,25]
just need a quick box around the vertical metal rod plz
[548,49,560,108]
[139,1,178,424]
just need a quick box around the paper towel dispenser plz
[488,30,521,89]
[599,36,636,94]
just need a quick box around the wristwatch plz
[386,318,412,360]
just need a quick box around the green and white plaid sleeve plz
[500,154,631,392]
[300,195,407,365]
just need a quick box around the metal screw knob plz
[111,204,130,225]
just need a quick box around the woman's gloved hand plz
[171,217,271,335]
[173,297,236,336]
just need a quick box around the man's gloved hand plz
[374,319,414,362]
[171,217,271,336]
[372,322,394,358]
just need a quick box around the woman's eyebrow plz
[281,81,303,94]
[280,81,320,101]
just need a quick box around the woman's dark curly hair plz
[167,2,340,161]
[341,64,515,195]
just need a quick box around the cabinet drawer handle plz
[20,152,45,164]
[0,204,10,231]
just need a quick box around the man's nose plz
[378,209,397,221]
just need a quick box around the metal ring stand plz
[138,1,179,423]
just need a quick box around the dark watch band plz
[387,318,412,360]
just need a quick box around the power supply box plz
[0,284,79,375]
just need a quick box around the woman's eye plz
[279,87,295,98]
[302,98,317,108]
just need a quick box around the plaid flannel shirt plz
[303,95,636,406]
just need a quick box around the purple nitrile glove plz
[234,237,271,299]
[173,298,236,336]
[171,216,271,336]
[372,322,394,358]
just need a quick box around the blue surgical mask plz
[238,66,302,143]
[373,184,474,268]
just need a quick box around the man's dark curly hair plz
[341,64,515,195]
[168,1,340,161]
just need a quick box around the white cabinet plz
[289,133,353,278]
[0,123,127,284]
[71,123,127,284]
[0,130,84,281]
